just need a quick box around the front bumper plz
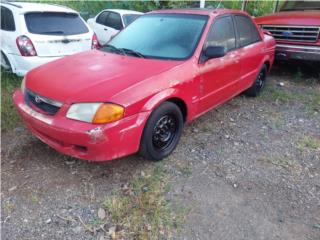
[13,89,150,161]
[275,44,320,61]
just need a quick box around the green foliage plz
[28,0,277,19]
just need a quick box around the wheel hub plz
[152,115,177,150]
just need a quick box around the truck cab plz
[255,1,320,62]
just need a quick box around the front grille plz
[24,89,62,115]
[262,25,320,43]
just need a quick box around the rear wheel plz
[244,64,267,97]
[1,51,12,71]
[140,102,183,161]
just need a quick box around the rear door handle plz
[104,28,108,31]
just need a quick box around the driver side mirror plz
[204,46,226,60]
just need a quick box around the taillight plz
[16,35,37,57]
[91,33,100,49]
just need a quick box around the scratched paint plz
[86,127,107,144]
[19,103,53,125]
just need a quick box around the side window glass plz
[235,15,261,47]
[204,16,236,52]
[1,7,15,31]
[105,12,123,30]
[96,11,109,26]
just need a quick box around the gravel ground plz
[1,62,320,239]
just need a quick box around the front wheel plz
[139,102,184,161]
[244,64,267,97]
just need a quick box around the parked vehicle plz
[87,9,143,46]
[13,9,275,162]
[1,1,99,76]
[255,1,320,61]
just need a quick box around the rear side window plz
[96,11,109,25]
[123,14,140,26]
[105,12,123,30]
[24,12,89,35]
[1,6,15,31]
[234,15,261,47]
[204,16,236,52]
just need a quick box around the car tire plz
[244,64,267,97]
[140,101,184,161]
[1,51,12,71]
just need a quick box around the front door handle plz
[104,28,108,31]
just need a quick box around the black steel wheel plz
[140,102,183,161]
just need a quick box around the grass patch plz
[103,163,185,239]
[298,135,320,151]
[1,69,22,131]
[259,83,296,103]
[259,82,320,115]
[3,202,15,214]
[260,156,295,169]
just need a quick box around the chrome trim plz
[276,44,320,52]
[27,89,63,107]
[262,25,320,43]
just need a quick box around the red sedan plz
[13,9,275,161]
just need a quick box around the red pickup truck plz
[255,1,320,62]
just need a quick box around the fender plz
[141,88,179,112]
[140,88,193,121]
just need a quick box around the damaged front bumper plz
[13,89,150,161]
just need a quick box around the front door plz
[198,15,241,113]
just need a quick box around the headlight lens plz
[21,77,26,93]
[66,103,124,124]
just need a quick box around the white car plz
[1,2,99,76]
[87,9,143,46]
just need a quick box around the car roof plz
[102,9,143,15]
[149,8,247,16]
[1,1,78,14]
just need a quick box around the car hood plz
[26,50,183,104]
[255,11,320,26]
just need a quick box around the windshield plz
[25,12,89,35]
[123,14,141,26]
[280,1,320,11]
[101,13,208,60]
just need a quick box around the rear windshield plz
[25,12,89,35]
[123,14,140,26]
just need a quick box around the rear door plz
[199,15,241,113]
[89,11,111,45]
[24,12,92,57]
[233,14,264,90]
[90,11,123,45]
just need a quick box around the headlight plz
[21,77,26,93]
[66,103,124,124]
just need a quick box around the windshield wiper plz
[102,44,127,56]
[119,48,146,58]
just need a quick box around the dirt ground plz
[1,62,320,240]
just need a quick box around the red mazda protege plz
[13,9,275,161]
